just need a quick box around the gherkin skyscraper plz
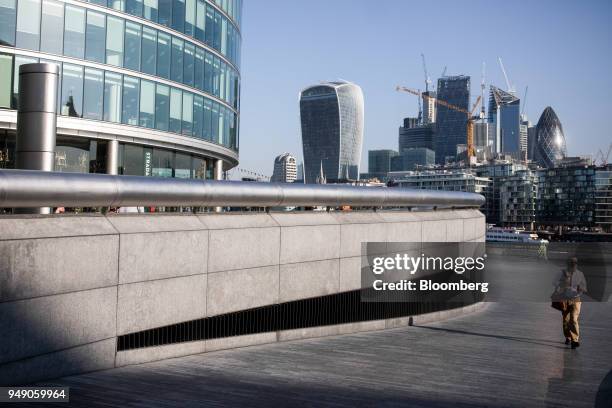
[535,107,567,168]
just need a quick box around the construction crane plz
[396,86,481,164]
[421,53,432,92]
[497,57,515,94]
[594,143,612,166]
[441,66,447,77]
[521,86,528,117]
[480,62,486,121]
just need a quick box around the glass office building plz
[0,0,241,177]
[488,85,520,156]
[434,75,470,164]
[535,106,566,169]
[300,81,364,184]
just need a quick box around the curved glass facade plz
[535,106,566,169]
[0,0,241,176]
[300,81,364,184]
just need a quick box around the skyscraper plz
[535,107,567,168]
[271,153,297,183]
[368,149,398,179]
[299,81,364,183]
[488,86,520,156]
[422,90,436,124]
[398,118,434,152]
[435,76,470,164]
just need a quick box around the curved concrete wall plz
[0,209,484,384]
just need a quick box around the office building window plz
[211,101,219,143]
[152,148,173,177]
[40,0,64,55]
[204,52,213,94]
[85,10,106,63]
[82,67,104,120]
[12,55,38,109]
[16,0,41,50]
[122,143,145,176]
[193,94,203,138]
[169,87,182,133]
[0,54,12,108]
[125,0,143,17]
[0,0,17,47]
[141,26,156,76]
[175,153,191,178]
[139,79,155,128]
[194,47,204,91]
[64,5,85,59]
[183,42,195,87]
[171,0,185,32]
[156,32,170,79]
[61,63,83,117]
[143,0,157,22]
[195,0,205,42]
[182,92,193,136]
[106,16,124,66]
[124,22,141,71]
[185,0,195,37]
[170,37,183,83]
[154,83,169,131]
[103,71,122,122]
[110,0,124,12]
[122,75,139,125]
[157,0,171,27]
[203,98,212,140]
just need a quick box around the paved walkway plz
[38,299,612,407]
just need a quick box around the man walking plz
[554,257,587,349]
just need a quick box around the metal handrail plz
[0,169,485,208]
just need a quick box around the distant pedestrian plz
[552,257,587,349]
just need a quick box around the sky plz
[234,0,612,178]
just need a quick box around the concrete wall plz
[0,209,485,384]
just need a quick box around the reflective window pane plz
[157,0,171,27]
[40,0,63,54]
[184,43,195,87]
[212,56,220,97]
[171,0,185,32]
[122,144,145,175]
[193,94,203,138]
[182,92,193,136]
[204,52,213,93]
[110,0,124,12]
[192,157,206,179]
[152,148,173,177]
[156,32,170,79]
[61,63,83,117]
[122,75,139,125]
[13,55,38,109]
[141,26,156,75]
[195,0,205,42]
[0,0,17,46]
[139,79,155,128]
[194,47,204,91]
[170,37,183,83]
[106,16,124,66]
[82,67,103,120]
[16,0,41,50]
[125,0,143,17]
[154,83,169,131]
[103,72,122,122]
[143,0,157,22]
[0,54,13,108]
[203,98,212,140]
[213,9,221,50]
[204,5,214,46]
[185,0,195,37]
[169,87,182,133]
[124,22,141,71]
[85,10,105,63]
[64,5,85,59]
[175,153,190,178]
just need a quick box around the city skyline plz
[238,0,612,177]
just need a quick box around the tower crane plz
[594,143,612,166]
[497,57,515,94]
[396,86,481,164]
[421,53,432,92]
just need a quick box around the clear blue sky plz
[235,0,612,177]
